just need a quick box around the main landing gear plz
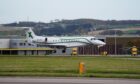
[52,48,66,53]
[62,48,66,53]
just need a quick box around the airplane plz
[25,28,106,53]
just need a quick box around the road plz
[0,77,140,84]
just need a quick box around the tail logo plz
[28,32,33,39]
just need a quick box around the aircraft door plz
[45,38,48,43]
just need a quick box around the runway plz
[0,77,140,84]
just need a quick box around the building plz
[0,39,54,55]
[78,35,140,55]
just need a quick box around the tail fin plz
[26,28,36,40]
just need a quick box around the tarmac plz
[0,77,140,84]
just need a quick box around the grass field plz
[0,56,140,78]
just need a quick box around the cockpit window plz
[91,38,97,40]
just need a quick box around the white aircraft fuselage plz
[26,28,106,48]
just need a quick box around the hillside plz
[88,27,140,35]
[2,19,140,36]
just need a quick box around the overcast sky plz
[0,0,140,23]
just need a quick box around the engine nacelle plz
[25,39,36,46]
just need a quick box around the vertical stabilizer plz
[26,28,36,39]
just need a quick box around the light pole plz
[115,30,117,55]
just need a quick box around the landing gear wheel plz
[62,49,66,53]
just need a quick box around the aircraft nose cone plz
[101,42,106,45]
[97,41,106,45]
[97,41,106,48]
[99,41,106,46]
[94,40,106,47]
[93,40,106,46]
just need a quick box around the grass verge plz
[0,56,140,78]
